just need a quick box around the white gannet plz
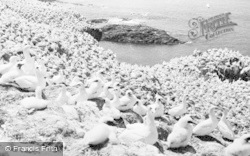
[0,56,18,75]
[102,98,121,119]
[61,105,79,120]
[20,46,36,76]
[36,60,47,78]
[148,95,164,118]
[109,88,121,108]
[117,90,137,111]
[89,70,105,83]
[100,85,113,100]
[166,115,196,148]
[193,106,220,136]
[10,67,46,91]
[20,86,50,112]
[86,78,103,99]
[51,70,65,85]
[218,108,235,140]
[0,63,24,84]
[113,82,122,98]
[80,123,117,147]
[133,99,147,116]
[68,83,88,105]
[118,107,158,145]
[55,85,71,105]
[105,75,116,87]
[224,134,250,156]
[168,96,188,118]
[69,76,82,87]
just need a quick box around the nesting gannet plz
[102,98,121,119]
[36,61,47,78]
[0,56,18,75]
[55,85,71,105]
[117,90,137,111]
[224,134,250,156]
[10,68,46,91]
[0,63,24,84]
[105,75,116,87]
[168,96,188,118]
[69,76,82,87]
[148,95,164,118]
[88,70,105,83]
[20,86,50,112]
[133,99,147,116]
[166,115,196,148]
[20,46,36,76]
[118,107,158,145]
[193,106,220,136]
[81,123,117,147]
[218,108,235,140]
[86,78,103,99]
[68,83,88,105]
[61,105,79,120]
[109,88,121,108]
[51,70,65,85]
[100,85,113,100]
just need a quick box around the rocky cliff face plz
[101,24,185,45]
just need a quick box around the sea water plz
[60,0,250,66]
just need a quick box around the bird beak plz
[188,120,197,125]
[17,63,23,69]
[135,101,139,105]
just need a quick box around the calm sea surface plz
[61,0,250,66]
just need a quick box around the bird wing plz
[119,128,149,143]
[193,119,215,134]
[168,129,189,146]
[126,123,145,130]
[13,76,37,88]
[218,121,234,139]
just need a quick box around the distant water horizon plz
[60,0,250,66]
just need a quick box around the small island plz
[100,24,185,45]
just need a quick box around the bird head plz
[126,90,133,97]
[93,78,100,83]
[145,107,155,121]
[9,56,18,63]
[178,115,197,127]
[134,101,139,106]
[242,134,250,144]
[104,98,111,106]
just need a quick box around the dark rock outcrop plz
[101,24,185,45]
[84,27,103,42]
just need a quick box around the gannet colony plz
[0,0,250,156]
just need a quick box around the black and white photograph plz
[0,0,250,155]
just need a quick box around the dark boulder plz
[101,24,185,45]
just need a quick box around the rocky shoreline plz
[0,0,250,156]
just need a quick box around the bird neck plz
[35,89,43,99]
[112,92,118,102]
[221,111,227,121]
[209,109,217,121]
